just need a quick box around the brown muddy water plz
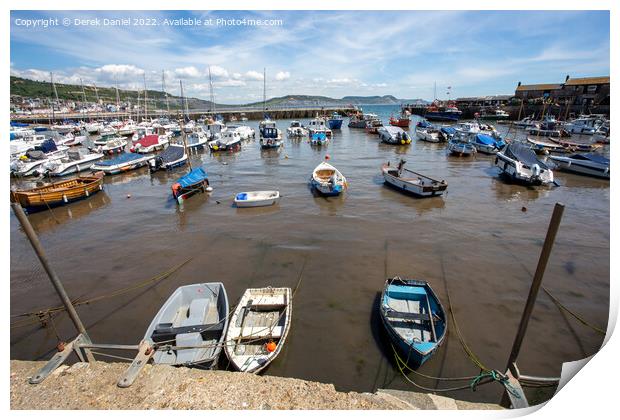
[10,114,609,404]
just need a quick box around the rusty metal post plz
[11,203,95,362]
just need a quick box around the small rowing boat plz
[10,172,104,213]
[380,277,447,368]
[224,287,292,374]
[234,191,280,208]
[310,161,347,196]
[382,159,447,197]
[144,283,229,368]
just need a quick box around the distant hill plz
[10,76,428,109]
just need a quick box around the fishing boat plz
[478,108,510,120]
[327,112,344,130]
[307,117,332,138]
[447,138,476,157]
[42,150,104,177]
[310,132,329,146]
[224,287,292,374]
[378,126,412,145]
[381,159,447,197]
[348,114,367,128]
[389,111,411,128]
[418,101,462,122]
[131,134,169,154]
[380,277,447,368]
[10,172,104,213]
[91,152,151,175]
[526,137,568,155]
[171,167,211,204]
[95,138,127,155]
[514,116,537,129]
[548,153,610,179]
[259,121,283,149]
[287,121,308,137]
[234,191,281,208]
[209,130,242,152]
[471,133,506,155]
[145,283,229,368]
[148,144,188,172]
[495,143,555,186]
[365,115,383,134]
[310,161,347,196]
[563,117,599,135]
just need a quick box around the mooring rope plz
[10,257,193,328]
[542,286,606,335]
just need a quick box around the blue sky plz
[10,10,610,103]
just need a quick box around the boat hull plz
[11,173,104,213]
[327,119,343,130]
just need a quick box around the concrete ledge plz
[10,360,502,410]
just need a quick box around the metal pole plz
[11,203,95,362]
[506,202,565,374]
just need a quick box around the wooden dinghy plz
[234,191,280,208]
[382,159,447,197]
[10,172,104,213]
[380,277,447,368]
[224,287,292,373]
[144,283,229,368]
[310,161,347,196]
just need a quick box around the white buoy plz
[206,186,213,192]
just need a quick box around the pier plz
[10,106,356,124]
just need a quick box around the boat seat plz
[238,325,284,339]
[384,309,430,321]
[175,332,203,364]
[386,285,427,300]
[151,320,225,343]
[182,299,211,327]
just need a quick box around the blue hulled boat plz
[327,112,344,130]
[472,133,506,155]
[380,277,447,368]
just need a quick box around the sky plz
[10,10,610,104]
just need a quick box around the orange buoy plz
[265,341,277,352]
[325,154,330,160]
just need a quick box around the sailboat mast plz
[50,72,58,124]
[162,70,170,118]
[114,76,120,116]
[263,67,267,115]
[433,81,437,102]
[179,80,187,120]
[208,66,215,116]
[143,72,148,122]
[80,78,89,122]
[93,83,100,122]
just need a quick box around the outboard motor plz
[149,156,163,172]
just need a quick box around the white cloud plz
[275,71,290,81]
[245,70,264,81]
[208,65,229,79]
[95,64,144,79]
[174,66,202,79]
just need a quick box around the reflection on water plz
[10,107,609,404]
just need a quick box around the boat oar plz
[552,180,561,187]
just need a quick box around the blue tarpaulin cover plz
[11,122,29,127]
[95,152,145,167]
[34,139,57,153]
[441,127,455,135]
[572,153,610,165]
[474,133,496,145]
[236,193,248,200]
[176,168,208,188]
[312,133,327,141]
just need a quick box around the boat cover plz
[571,153,610,165]
[11,122,29,127]
[441,127,456,135]
[176,168,207,188]
[474,133,496,146]
[236,193,248,200]
[95,152,145,167]
[35,139,57,153]
[133,134,159,146]
[25,150,46,160]
[160,145,185,163]
[505,143,549,169]
[312,133,327,141]
[417,120,433,128]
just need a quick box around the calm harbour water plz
[10,105,609,404]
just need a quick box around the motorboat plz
[145,283,229,368]
[563,117,599,135]
[378,126,412,145]
[186,131,209,151]
[447,138,476,156]
[209,130,242,152]
[287,121,308,137]
[91,152,151,175]
[478,108,510,120]
[228,125,255,140]
[131,134,169,154]
[307,117,332,138]
[42,149,105,177]
[548,153,609,179]
[327,112,344,130]
[382,159,447,197]
[259,121,283,149]
[171,167,212,204]
[95,138,127,155]
[148,144,188,172]
[495,142,555,186]
[471,133,506,154]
